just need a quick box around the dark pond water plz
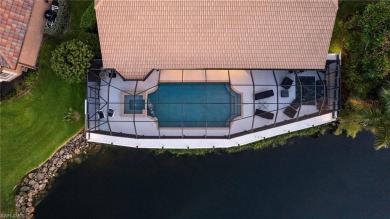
[35,132,390,219]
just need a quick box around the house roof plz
[95,0,338,80]
[0,0,34,70]
[18,1,50,68]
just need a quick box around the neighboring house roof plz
[0,0,34,70]
[19,1,50,68]
[95,0,338,80]
[0,55,10,68]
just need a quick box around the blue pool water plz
[124,95,145,114]
[147,83,241,127]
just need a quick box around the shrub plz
[78,32,101,58]
[0,81,16,101]
[63,107,81,122]
[44,0,70,36]
[344,1,390,97]
[80,2,98,33]
[51,40,94,84]
[24,71,38,89]
[334,118,362,138]
[0,70,35,101]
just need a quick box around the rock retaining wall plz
[14,132,96,218]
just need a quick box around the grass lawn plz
[0,0,91,212]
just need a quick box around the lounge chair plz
[255,109,274,120]
[281,77,293,89]
[254,90,274,100]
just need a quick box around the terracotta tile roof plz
[0,0,34,69]
[95,0,338,79]
[0,55,10,68]
[18,1,50,68]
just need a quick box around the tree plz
[358,87,390,149]
[360,2,390,80]
[339,1,390,150]
[344,1,390,97]
[51,40,94,84]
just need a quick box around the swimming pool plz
[147,83,241,127]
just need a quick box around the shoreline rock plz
[14,131,97,219]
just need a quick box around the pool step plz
[226,92,241,126]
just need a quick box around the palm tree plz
[373,123,390,149]
[359,87,390,149]
[380,86,390,114]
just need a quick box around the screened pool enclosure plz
[86,55,340,145]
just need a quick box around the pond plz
[35,132,390,218]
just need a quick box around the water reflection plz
[35,132,390,218]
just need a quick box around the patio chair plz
[283,99,301,118]
[97,110,105,119]
[281,77,293,89]
[254,90,274,100]
[290,99,301,110]
[255,109,274,120]
[107,108,115,117]
[283,106,298,118]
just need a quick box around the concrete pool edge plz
[146,82,242,128]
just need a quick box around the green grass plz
[0,0,91,212]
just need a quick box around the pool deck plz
[88,113,335,149]
[86,54,340,148]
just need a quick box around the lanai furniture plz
[281,77,293,89]
[254,90,274,100]
[280,89,289,97]
[283,99,301,118]
[108,108,115,117]
[97,110,105,119]
[255,109,274,120]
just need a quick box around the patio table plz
[258,101,269,109]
